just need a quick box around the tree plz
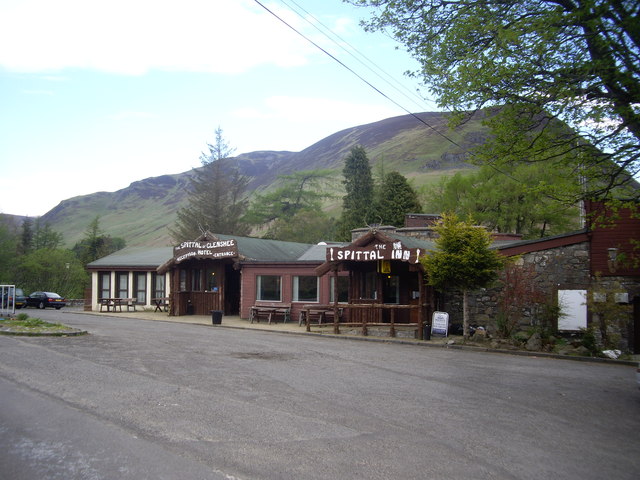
[171,127,250,241]
[423,163,581,238]
[376,171,422,227]
[32,218,63,250]
[336,146,375,240]
[420,213,505,339]
[243,169,336,242]
[17,248,88,298]
[18,217,33,255]
[349,0,640,201]
[72,216,126,265]
[0,221,18,283]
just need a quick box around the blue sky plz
[0,0,437,217]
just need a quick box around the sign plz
[173,239,238,264]
[431,311,449,336]
[327,241,421,264]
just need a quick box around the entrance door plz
[634,296,640,354]
[224,264,241,315]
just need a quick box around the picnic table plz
[250,303,291,324]
[99,298,137,312]
[152,297,169,312]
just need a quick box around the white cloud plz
[0,0,319,75]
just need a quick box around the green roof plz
[87,246,172,269]
[87,234,315,269]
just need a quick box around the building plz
[86,202,640,351]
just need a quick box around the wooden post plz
[390,307,396,338]
[333,268,340,335]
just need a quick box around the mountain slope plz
[42,111,483,247]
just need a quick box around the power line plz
[277,0,434,113]
[251,0,463,150]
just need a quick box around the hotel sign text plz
[174,239,238,263]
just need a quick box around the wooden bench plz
[299,307,343,326]
[250,303,291,324]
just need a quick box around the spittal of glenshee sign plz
[174,239,238,263]
[327,241,421,264]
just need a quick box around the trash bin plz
[211,310,223,325]
[423,324,431,340]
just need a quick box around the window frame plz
[256,275,282,302]
[293,275,319,303]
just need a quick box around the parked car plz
[26,291,66,309]
[1,287,26,309]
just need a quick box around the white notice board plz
[557,290,587,331]
[431,311,449,336]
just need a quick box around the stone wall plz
[441,241,592,330]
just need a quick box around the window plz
[256,275,281,301]
[293,276,318,302]
[134,272,147,305]
[192,269,202,291]
[179,270,187,292]
[360,271,377,300]
[152,273,165,299]
[330,276,349,303]
[205,268,218,291]
[99,272,111,300]
[116,272,128,299]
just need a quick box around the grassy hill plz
[40,111,484,248]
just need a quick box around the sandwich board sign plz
[431,311,449,336]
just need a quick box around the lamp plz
[607,247,618,273]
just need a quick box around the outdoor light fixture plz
[607,247,619,273]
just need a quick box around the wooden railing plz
[303,303,424,338]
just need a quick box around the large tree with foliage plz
[243,169,336,242]
[171,127,250,241]
[349,0,640,201]
[337,146,375,240]
[423,163,581,238]
[0,221,18,283]
[420,213,505,339]
[18,248,88,298]
[376,171,422,227]
[72,216,126,265]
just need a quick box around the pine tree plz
[337,146,374,240]
[171,127,250,241]
[376,171,422,227]
[420,213,505,339]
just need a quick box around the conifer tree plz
[336,146,374,240]
[420,213,505,339]
[376,171,422,227]
[171,127,250,241]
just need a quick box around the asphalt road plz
[1,309,638,480]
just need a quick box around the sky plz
[0,0,438,217]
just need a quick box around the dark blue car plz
[26,291,66,310]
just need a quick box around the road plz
[1,310,638,480]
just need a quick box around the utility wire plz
[277,0,434,114]
[251,0,464,150]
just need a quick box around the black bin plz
[211,310,223,325]
[423,324,431,341]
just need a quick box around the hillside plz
[40,111,484,247]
